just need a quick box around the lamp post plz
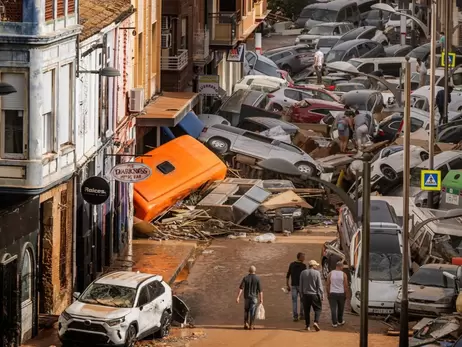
[77,66,121,78]
[360,152,373,347]
[443,0,452,126]
[399,57,412,347]
[428,0,437,208]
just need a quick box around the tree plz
[267,0,310,20]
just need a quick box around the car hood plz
[370,280,401,303]
[304,19,324,30]
[408,284,454,302]
[297,34,322,40]
[66,301,132,320]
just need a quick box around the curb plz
[166,243,197,285]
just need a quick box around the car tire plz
[207,137,229,154]
[272,103,283,112]
[420,152,429,161]
[380,164,398,181]
[282,65,292,75]
[125,324,137,347]
[322,258,329,280]
[155,310,172,339]
[295,161,316,175]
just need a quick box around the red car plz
[290,84,342,103]
[287,99,346,123]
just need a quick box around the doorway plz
[20,249,33,342]
[0,254,19,346]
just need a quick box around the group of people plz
[335,108,370,153]
[236,253,349,331]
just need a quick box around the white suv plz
[58,271,173,347]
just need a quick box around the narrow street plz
[166,234,398,347]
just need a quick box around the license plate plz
[320,173,333,182]
[445,193,460,205]
[369,308,393,314]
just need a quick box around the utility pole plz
[399,57,411,347]
[443,0,452,125]
[428,0,437,209]
[399,0,409,45]
[410,0,416,46]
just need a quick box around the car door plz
[234,131,273,159]
[358,63,374,74]
[245,52,257,74]
[357,43,370,58]
[306,108,332,123]
[136,284,153,335]
[268,140,302,161]
[282,88,302,107]
[147,281,168,328]
[345,47,359,60]
[440,127,462,143]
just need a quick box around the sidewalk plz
[22,240,197,347]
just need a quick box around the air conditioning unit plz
[129,88,145,113]
[161,33,172,49]
[161,16,170,31]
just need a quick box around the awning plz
[136,92,199,127]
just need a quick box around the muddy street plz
[170,234,398,347]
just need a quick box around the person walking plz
[353,112,370,151]
[236,265,263,330]
[327,261,349,328]
[436,86,453,125]
[286,252,307,321]
[416,58,427,88]
[336,110,354,153]
[313,48,324,85]
[299,260,324,331]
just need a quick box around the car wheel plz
[380,164,398,181]
[272,103,283,112]
[322,258,329,280]
[295,161,316,175]
[155,311,172,339]
[282,65,292,75]
[420,152,429,161]
[125,324,137,347]
[208,137,229,154]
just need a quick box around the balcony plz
[241,10,256,39]
[209,10,242,47]
[193,29,210,63]
[255,0,270,21]
[161,49,189,71]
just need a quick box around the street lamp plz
[0,82,17,96]
[371,3,430,40]
[77,67,121,77]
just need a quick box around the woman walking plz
[336,110,354,153]
[326,261,349,327]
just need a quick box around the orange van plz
[134,135,227,222]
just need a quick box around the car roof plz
[303,98,344,108]
[331,39,375,50]
[264,45,310,54]
[418,151,462,168]
[385,44,412,53]
[96,271,156,288]
[303,0,349,10]
[211,123,247,134]
[420,263,459,271]
[357,200,400,224]
[315,22,351,28]
[245,117,299,130]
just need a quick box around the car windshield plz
[300,8,315,18]
[79,283,137,308]
[348,60,361,68]
[311,9,337,22]
[326,50,346,63]
[308,26,334,35]
[410,267,456,288]
[390,13,401,20]
[255,60,279,77]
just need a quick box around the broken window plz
[409,267,456,288]
[79,283,137,308]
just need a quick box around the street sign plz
[420,169,441,191]
[110,162,152,183]
[441,52,456,68]
[81,176,110,205]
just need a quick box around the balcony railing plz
[193,29,210,62]
[209,10,242,46]
[161,49,189,71]
[255,0,268,18]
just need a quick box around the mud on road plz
[166,235,399,347]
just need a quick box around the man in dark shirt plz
[236,265,263,330]
[286,252,307,321]
[436,86,453,125]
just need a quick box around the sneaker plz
[332,323,338,328]
[244,322,249,329]
[313,322,321,331]
[305,327,311,331]
[338,321,345,326]
[293,317,299,322]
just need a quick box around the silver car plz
[198,123,322,176]
[269,87,317,110]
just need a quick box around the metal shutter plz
[1,73,25,110]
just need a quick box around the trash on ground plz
[254,233,276,243]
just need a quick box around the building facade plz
[0,0,80,343]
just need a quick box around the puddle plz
[175,267,190,283]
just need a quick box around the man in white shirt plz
[313,49,324,85]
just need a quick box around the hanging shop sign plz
[110,162,152,183]
[227,43,246,62]
[198,75,220,96]
[81,176,110,205]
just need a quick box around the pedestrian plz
[436,86,453,125]
[236,265,263,330]
[327,261,349,328]
[286,252,307,322]
[313,48,324,85]
[439,31,446,46]
[353,111,370,151]
[299,260,324,331]
[416,58,427,88]
[336,110,354,153]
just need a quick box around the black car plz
[373,112,428,143]
[407,43,462,64]
[384,44,413,57]
[334,26,378,46]
[325,39,386,63]
[436,125,462,144]
[263,45,314,75]
[359,9,390,28]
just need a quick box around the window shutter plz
[42,71,53,114]
[1,73,25,110]
[57,0,65,17]
[58,64,70,145]
[67,0,75,14]
[45,0,53,20]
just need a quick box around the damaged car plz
[58,271,175,346]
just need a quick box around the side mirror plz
[73,292,80,300]
[139,305,144,311]
[443,271,457,281]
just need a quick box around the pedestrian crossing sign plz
[421,170,441,191]
[441,52,456,68]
